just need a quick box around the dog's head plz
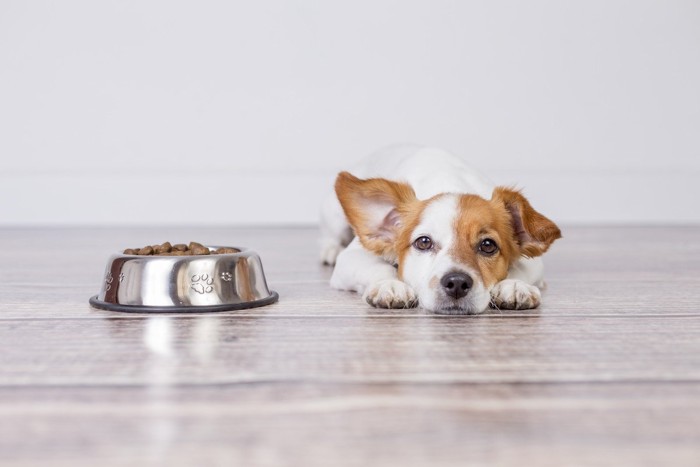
[335,172,561,313]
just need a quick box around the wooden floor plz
[1,226,699,466]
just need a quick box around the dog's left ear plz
[335,171,417,261]
[492,187,562,257]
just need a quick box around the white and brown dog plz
[320,145,561,314]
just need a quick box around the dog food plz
[123,242,239,256]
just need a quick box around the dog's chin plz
[423,296,489,315]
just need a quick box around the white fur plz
[363,279,418,309]
[346,144,495,200]
[490,279,541,310]
[322,145,546,313]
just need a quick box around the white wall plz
[1,0,699,226]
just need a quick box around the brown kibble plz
[124,242,236,256]
[214,247,239,254]
[138,246,154,255]
[191,245,210,255]
[154,241,172,254]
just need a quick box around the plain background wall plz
[1,0,699,226]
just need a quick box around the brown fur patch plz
[335,172,420,262]
[428,275,440,290]
[491,187,562,257]
[450,195,518,288]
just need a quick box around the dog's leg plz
[331,239,418,309]
[319,192,353,265]
[490,257,544,310]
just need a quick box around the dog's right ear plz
[334,172,417,261]
[491,187,562,257]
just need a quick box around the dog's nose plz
[440,272,473,299]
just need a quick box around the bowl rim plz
[89,291,279,313]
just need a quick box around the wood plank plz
[2,275,699,319]
[1,383,699,467]
[1,315,699,385]
[1,226,699,319]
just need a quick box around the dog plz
[320,144,562,314]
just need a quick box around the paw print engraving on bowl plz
[191,273,214,294]
[220,272,233,282]
[105,272,114,291]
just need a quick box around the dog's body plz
[320,145,561,314]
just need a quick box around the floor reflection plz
[139,314,223,462]
[144,316,175,358]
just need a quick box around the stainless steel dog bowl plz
[89,246,278,312]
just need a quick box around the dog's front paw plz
[363,279,418,309]
[490,279,541,310]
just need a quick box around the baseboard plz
[1,168,697,225]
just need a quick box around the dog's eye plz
[479,238,499,255]
[413,236,434,251]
